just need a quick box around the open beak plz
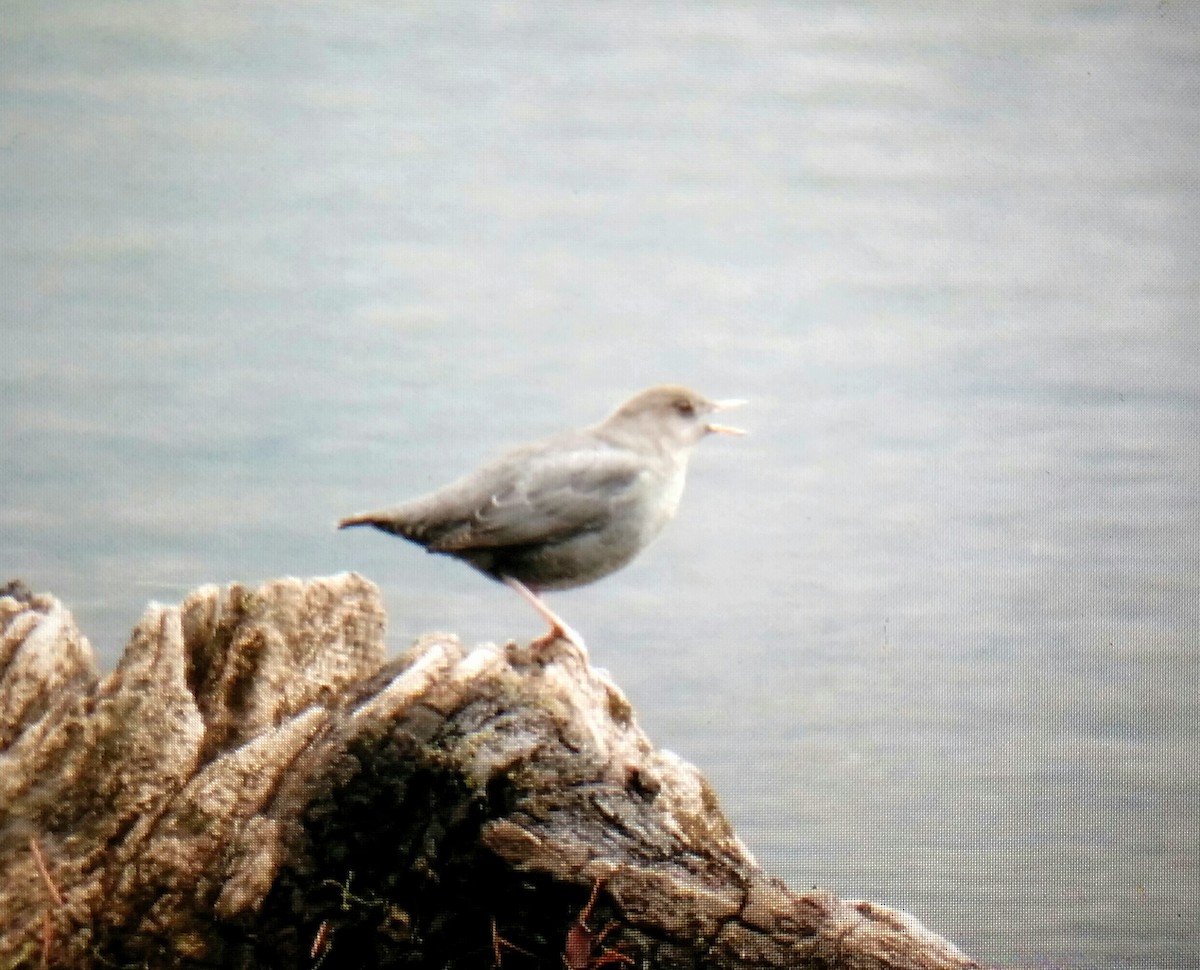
[705,397,747,436]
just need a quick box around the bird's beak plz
[705,398,747,436]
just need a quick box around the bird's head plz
[601,384,746,453]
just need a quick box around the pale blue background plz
[4,3,1197,966]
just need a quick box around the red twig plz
[564,879,633,970]
[310,919,332,961]
[491,916,534,967]
[29,836,64,907]
[39,909,54,969]
[30,836,64,969]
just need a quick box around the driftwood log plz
[0,574,979,969]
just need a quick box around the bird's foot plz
[503,576,588,659]
[529,620,588,656]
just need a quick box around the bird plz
[337,384,744,650]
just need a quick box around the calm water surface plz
[3,3,1197,966]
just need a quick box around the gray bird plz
[338,384,744,649]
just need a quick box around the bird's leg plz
[502,576,587,653]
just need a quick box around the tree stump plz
[0,574,979,969]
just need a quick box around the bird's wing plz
[426,443,644,553]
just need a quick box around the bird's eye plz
[673,398,695,416]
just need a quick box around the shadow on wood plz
[0,574,979,969]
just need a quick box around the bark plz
[0,574,979,970]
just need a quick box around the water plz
[3,3,1197,966]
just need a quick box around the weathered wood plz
[0,574,979,969]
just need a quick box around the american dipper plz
[338,384,744,649]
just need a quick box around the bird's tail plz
[337,510,421,541]
[337,512,381,530]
